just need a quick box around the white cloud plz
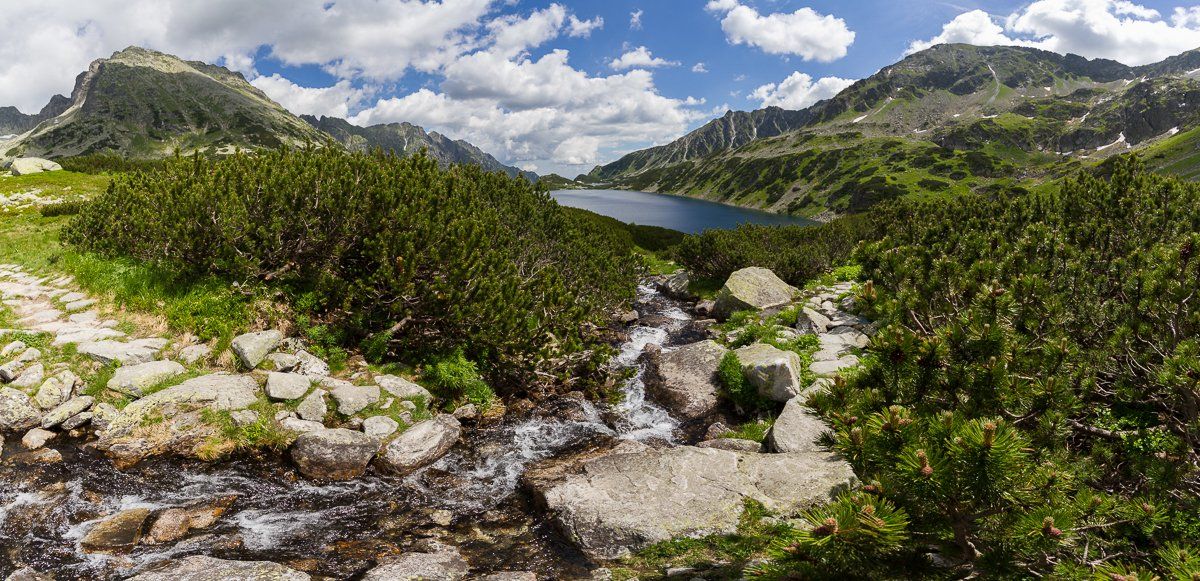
[692,62,709,73]
[488,3,569,57]
[609,46,680,70]
[630,9,644,30]
[750,72,856,109]
[567,14,604,37]
[705,1,855,62]
[250,74,370,118]
[909,1,1200,66]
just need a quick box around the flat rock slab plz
[78,338,168,366]
[128,555,310,581]
[769,397,831,453]
[230,330,283,369]
[41,396,94,429]
[102,374,259,438]
[643,340,727,420]
[81,508,151,553]
[108,360,186,397]
[810,355,860,378]
[538,445,856,559]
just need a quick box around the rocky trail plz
[0,262,875,580]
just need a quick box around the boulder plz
[657,271,693,299]
[10,363,44,389]
[363,415,399,438]
[712,267,798,320]
[265,352,299,372]
[21,427,55,450]
[377,374,432,400]
[77,338,166,365]
[144,495,237,544]
[642,340,727,420]
[265,372,311,401]
[293,350,329,376]
[297,388,328,422]
[81,508,152,553]
[810,355,860,378]
[177,344,212,365]
[33,370,77,409]
[538,446,856,559]
[376,415,462,476]
[329,383,379,416]
[128,555,310,580]
[796,307,831,335]
[362,544,469,581]
[40,395,93,428]
[825,326,869,349]
[9,158,62,176]
[734,343,804,402]
[290,428,378,480]
[769,398,831,453]
[230,330,283,369]
[107,360,186,397]
[90,402,119,432]
[61,411,93,430]
[0,387,40,432]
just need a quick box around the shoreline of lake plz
[550,188,815,234]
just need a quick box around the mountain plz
[592,43,1200,220]
[0,95,70,136]
[302,115,535,180]
[2,47,328,159]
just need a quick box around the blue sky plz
[5,0,1200,175]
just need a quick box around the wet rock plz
[77,339,166,365]
[291,428,378,480]
[128,555,309,580]
[33,370,77,409]
[657,270,693,299]
[177,344,212,365]
[377,374,432,400]
[297,388,328,422]
[734,343,804,403]
[21,427,55,449]
[280,417,325,434]
[293,350,329,376]
[329,383,379,416]
[616,309,639,325]
[145,495,237,544]
[643,340,727,420]
[362,543,469,581]
[4,566,55,581]
[537,446,856,559]
[697,438,762,452]
[712,267,798,320]
[81,508,152,553]
[108,360,187,397]
[266,372,312,401]
[769,398,830,453]
[452,403,479,421]
[363,415,399,438]
[230,330,283,369]
[376,415,462,476]
[266,352,299,372]
[8,448,62,465]
[0,387,41,431]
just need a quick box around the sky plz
[5,1,1200,176]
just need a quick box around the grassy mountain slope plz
[303,115,536,180]
[592,44,1200,219]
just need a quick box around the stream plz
[0,283,698,580]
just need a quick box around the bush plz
[673,215,875,287]
[58,154,166,174]
[39,200,88,217]
[425,349,496,409]
[718,351,770,411]
[65,148,639,386]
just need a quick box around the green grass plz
[199,395,296,458]
[720,418,774,442]
[0,170,110,203]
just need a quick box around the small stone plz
[33,370,78,409]
[91,402,119,432]
[230,410,259,426]
[61,411,93,430]
[11,363,44,389]
[362,544,469,581]
[297,389,327,422]
[108,360,186,397]
[1,340,25,357]
[329,384,380,416]
[281,417,325,433]
[697,438,762,452]
[177,344,212,365]
[363,415,399,438]
[230,330,283,369]
[265,372,312,401]
[275,410,296,421]
[810,355,860,378]
[21,427,55,450]
[265,352,299,372]
[452,403,479,421]
[293,350,329,376]
[376,374,432,400]
[41,396,95,429]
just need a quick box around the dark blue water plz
[551,189,815,233]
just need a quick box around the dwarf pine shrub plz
[65,147,639,386]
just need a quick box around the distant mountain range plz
[589,43,1200,220]
[0,46,532,179]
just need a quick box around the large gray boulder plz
[0,387,41,432]
[107,360,186,397]
[643,340,727,420]
[734,343,804,402]
[376,415,461,476]
[9,158,62,176]
[290,428,379,481]
[538,446,855,559]
[230,330,283,369]
[796,307,831,335]
[362,544,469,581]
[77,338,166,366]
[769,397,831,453]
[128,555,309,580]
[712,267,798,320]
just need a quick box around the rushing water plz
[0,284,697,580]
[550,188,816,233]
